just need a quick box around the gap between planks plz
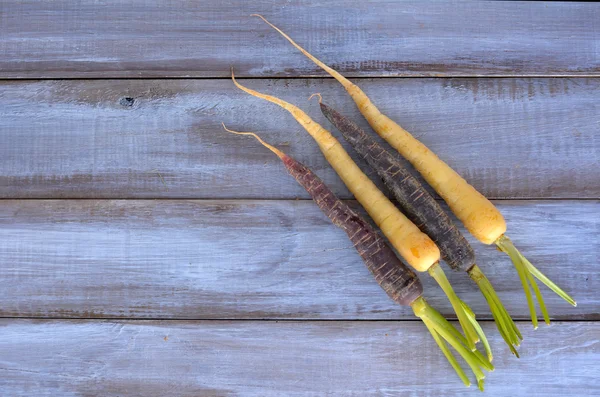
[2,75,600,81]
[1,198,598,201]
[0,317,595,322]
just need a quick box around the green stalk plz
[421,302,472,348]
[496,235,577,327]
[482,280,521,357]
[428,263,480,350]
[473,350,494,374]
[421,306,494,376]
[518,249,577,307]
[412,297,491,391]
[524,263,550,325]
[468,264,522,356]
[421,298,493,370]
[497,236,538,328]
[421,317,471,388]
[459,298,493,365]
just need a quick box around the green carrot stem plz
[497,236,539,328]
[473,350,494,373]
[421,317,471,388]
[518,249,577,307]
[480,274,520,345]
[428,263,480,350]
[412,297,489,391]
[524,262,550,325]
[424,310,487,389]
[420,302,472,348]
[459,299,493,365]
[481,279,521,357]
[486,295,518,357]
[420,303,493,373]
[469,264,521,356]
[496,235,576,327]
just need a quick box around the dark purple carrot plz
[223,123,493,390]
[314,97,521,357]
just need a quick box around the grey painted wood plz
[0,320,597,396]
[1,199,596,320]
[1,78,598,200]
[0,1,599,78]
[2,2,596,394]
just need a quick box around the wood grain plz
[1,199,596,320]
[2,2,597,394]
[0,1,599,78]
[0,320,597,396]
[1,78,598,199]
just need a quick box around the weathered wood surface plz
[1,199,596,320]
[2,2,598,394]
[1,1,599,78]
[2,78,598,200]
[0,320,597,396]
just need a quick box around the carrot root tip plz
[308,93,323,104]
[221,123,286,159]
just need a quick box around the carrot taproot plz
[223,124,492,390]
[317,98,521,357]
[231,71,488,352]
[252,14,576,327]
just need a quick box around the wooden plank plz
[0,319,597,396]
[1,78,598,199]
[0,1,599,78]
[0,199,596,320]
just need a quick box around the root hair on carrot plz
[308,93,323,103]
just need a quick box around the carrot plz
[231,71,488,353]
[223,124,493,390]
[317,98,521,356]
[252,14,576,327]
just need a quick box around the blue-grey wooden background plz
[0,1,598,396]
